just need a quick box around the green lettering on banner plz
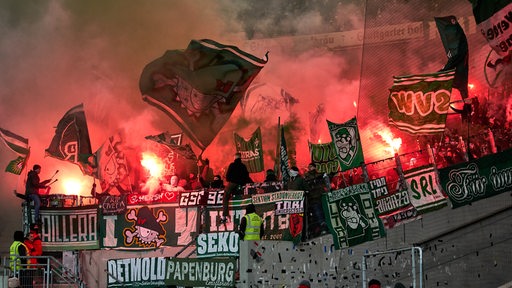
[404,165,446,213]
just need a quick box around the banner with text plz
[107,257,236,287]
[439,149,512,208]
[234,127,264,173]
[368,177,420,228]
[404,164,447,213]
[196,231,240,258]
[309,141,341,175]
[251,191,305,243]
[40,207,99,251]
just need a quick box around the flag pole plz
[275,117,281,179]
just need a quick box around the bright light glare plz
[62,178,82,195]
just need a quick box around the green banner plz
[251,191,304,243]
[106,257,236,287]
[309,141,341,175]
[40,207,99,251]
[327,117,365,171]
[322,183,385,249]
[439,149,512,208]
[196,231,240,258]
[388,70,454,134]
[234,126,264,173]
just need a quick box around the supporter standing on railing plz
[25,164,51,224]
[304,163,330,237]
[222,153,252,224]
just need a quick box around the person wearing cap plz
[298,279,311,288]
[25,164,51,224]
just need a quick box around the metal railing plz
[2,255,85,288]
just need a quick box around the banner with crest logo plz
[327,117,365,171]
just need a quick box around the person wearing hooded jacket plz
[221,153,252,223]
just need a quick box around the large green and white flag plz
[327,117,365,171]
[0,127,29,175]
[388,70,455,134]
[234,127,264,173]
[140,39,267,150]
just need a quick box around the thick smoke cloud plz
[0,0,500,250]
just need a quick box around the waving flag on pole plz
[145,132,197,160]
[279,126,290,183]
[234,127,264,173]
[388,70,455,134]
[469,0,512,59]
[0,128,30,175]
[327,117,365,171]
[45,104,95,175]
[140,39,267,150]
[435,15,469,99]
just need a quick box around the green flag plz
[234,127,264,173]
[435,15,469,99]
[140,39,267,150]
[0,127,30,175]
[5,156,28,175]
[45,104,95,176]
[327,117,365,171]
[388,70,455,134]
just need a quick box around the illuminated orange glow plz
[140,151,165,195]
[141,152,164,178]
[317,138,322,144]
[353,101,357,108]
[468,83,474,90]
[61,178,83,195]
[377,128,402,156]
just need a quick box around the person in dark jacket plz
[25,164,51,223]
[221,153,252,223]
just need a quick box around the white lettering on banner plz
[206,190,223,205]
[197,232,239,256]
[489,166,512,191]
[369,177,389,198]
[166,260,234,284]
[275,200,304,215]
[41,211,97,242]
[179,190,205,206]
[252,191,303,204]
[107,257,166,284]
[446,163,487,202]
[375,190,410,214]
[103,215,118,247]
